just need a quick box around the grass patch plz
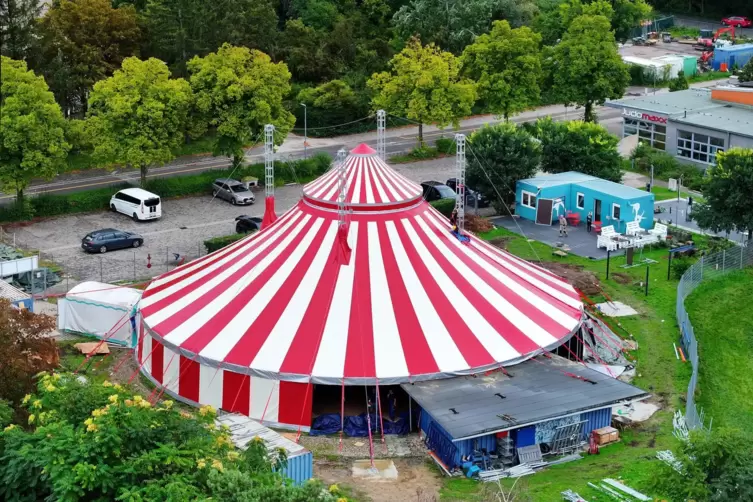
[688,71,731,84]
[648,185,704,202]
[685,268,753,429]
[389,137,457,164]
[437,226,706,500]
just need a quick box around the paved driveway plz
[10,158,458,292]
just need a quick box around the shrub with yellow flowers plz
[0,373,350,502]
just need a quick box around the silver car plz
[212,178,255,205]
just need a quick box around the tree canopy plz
[740,58,753,83]
[0,0,42,60]
[551,14,629,122]
[86,57,193,185]
[368,38,477,144]
[0,57,70,199]
[534,118,623,182]
[188,44,296,166]
[33,0,141,116]
[393,0,537,54]
[462,20,542,120]
[467,122,541,210]
[693,148,753,239]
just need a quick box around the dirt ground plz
[315,458,443,502]
[539,262,601,296]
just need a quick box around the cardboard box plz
[593,426,619,445]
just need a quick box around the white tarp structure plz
[58,282,141,347]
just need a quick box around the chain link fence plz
[677,243,753,430]
[628,16,676,40]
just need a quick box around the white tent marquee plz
[58,281,142,347]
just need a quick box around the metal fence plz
[628,16,675,40]
[676,243,753,430]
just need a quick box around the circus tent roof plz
[139,144,583,385]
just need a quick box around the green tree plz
[33,0,141,116]
[368,38,476,144]
[611,0,652,41]
[86,57,192,187]
[693,148,753,240]
[188,44,295,167]
[296,80,366,130]
[467,122,541,210]
[652,428,753,502]
[740,58,753,83]
[462,20,542,120]
[0,374,345,501]
[392,0,538,54]
[552,14,629,122]
[669,70,690,92]
[0,57,70,201]
[0,0,41,60]
[534,118,623,182]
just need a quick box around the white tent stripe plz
[198,217,326,362]
[310,221,359,379]
[399,218,520,363]
[367,221,409,379]
[251,221,339,372]
[385,221,469,372]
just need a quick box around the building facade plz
[608,86,753,169]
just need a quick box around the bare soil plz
[315,458,443,502]
[539,262,601,296]
[488,236,512,250]
[611,272,633,285]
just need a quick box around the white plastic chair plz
[649,222,668,240]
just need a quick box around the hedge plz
[204,233,250,253]
[430,198,456,217]
[0,153,333,223]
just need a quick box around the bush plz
[672,257,693,278]
[631,143,707,191]
[435,137,457,155]
[430,198,456,217]
[204,233,249,253]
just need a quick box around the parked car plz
[420,181,457,203]
[445,178,490,208]
[212,179,255,205]
[235,215,263,234]
[110,188,162,221]
[82,229,144,253]
[721,16,752,28]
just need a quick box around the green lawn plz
[649,185,704,203]
[439,226,702,501]
[685,268,753,429]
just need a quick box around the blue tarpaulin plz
[310,412,410,436]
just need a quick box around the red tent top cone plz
[141,143,583,385]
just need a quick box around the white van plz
[110,188,162,221]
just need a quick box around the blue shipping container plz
[713,43,753,70]
[282,451,314,486]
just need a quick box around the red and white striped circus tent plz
[137,144,584,430]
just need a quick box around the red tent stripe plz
[343,221,376,378]
[375,221,440,376]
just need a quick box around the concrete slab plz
[352,459,398,480]
[595,301,638,317]
[491,216,609,260]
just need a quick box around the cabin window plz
[576,192,585,210]
[611,203,621,220]
[521,190,537,209]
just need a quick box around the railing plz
[676,244,753,430]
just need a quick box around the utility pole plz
[301,103,308,159]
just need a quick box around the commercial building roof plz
[674,106,753,138]
[608,88,719,116]
[401,354,649,441]
[608,87,753,138]
[519,172,654,201]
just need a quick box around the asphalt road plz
[0,106,624,204]
[671,14,753,38]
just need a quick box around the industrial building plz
[607,86,753,169]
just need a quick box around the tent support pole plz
[409,397,412,432]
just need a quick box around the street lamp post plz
[301,103,307,159]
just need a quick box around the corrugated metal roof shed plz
[216,413,313,485]
[0,279,31,303]
[402,354,648,441]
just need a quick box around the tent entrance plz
[309,384,415,437]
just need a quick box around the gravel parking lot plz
[11,157,458,292]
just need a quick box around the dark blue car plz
[82,228,144,254]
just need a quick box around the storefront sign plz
[622,108,667,124]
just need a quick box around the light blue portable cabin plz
[515,172,654,233]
